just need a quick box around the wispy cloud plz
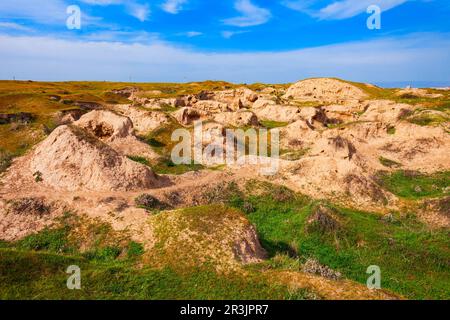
[82,30,159,43]
[79,0,124,5]
[175,31,203,37]
[283,0,409,20]
[1,32,448,83]
[185,31,202,37]
[221,30,249,39]
[0,0,68,24]
[161,0,188,14]
[0,0,107,27]
[127,2,151,21]
[79,0,151,21]
[0,22,33,32]
[223,0,271,27]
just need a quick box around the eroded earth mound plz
[283,78,368,102]
[29,125,159,191]
[0,78,448,300]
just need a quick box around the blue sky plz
[0,0,449,85]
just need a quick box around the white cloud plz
[79,0,151,21]
[0,0,68,24]
[0,32,448,84]
[161,0,188,14]
[82,30,159,42]
[79,0,124,5]
[283,0,409,20]
[223,0,272,27]
[221,30,249,39]
[127,3,151,21]
[0,22,33,32]
[185,31,202,37]
[0,0,107,27]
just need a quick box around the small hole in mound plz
[92,122,114,138]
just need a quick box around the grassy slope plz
[0,181,448,299]
[0,248,316,300]
[225,182,450,300]
[377,171,450,199]
[0,212,314,300]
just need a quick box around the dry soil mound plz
[29,125,159,191]
[147,205,267,271]
[283,78,367,102]
[173,107,210,125]
[74,110,159,159]
[75,110,134,141]
[213,111,259,127]
[113,104,170,134]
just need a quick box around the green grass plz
[0,205,317,300]
[0,148,14,173]
[379,156,402,168]
[0,248,317,300]
[260,120,289,129]
[142,121,204,174]
[127,241,145,259]
[377,170,450,199]
[16,227,75,254]
[408,113,448,126]
[280,148,310,161]
[225,181,450,300]
[152,158,204,175]
[431,100,450,113]
[127,155,150,166]
[128,154,204,175]
[387,126,396,135]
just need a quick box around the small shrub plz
[260,120,289,129]
[153,158,204,175]
[84,246,122,261]
[399,93,419,99]
[397,108,413,120]
[135,194,168,211]
[379,156,402,168]
[307,205,341,234]
[268,253,301,270]
[17,228,72,253]
[33,171,43,182]
[202,182,243,205]
[280,149,309,161]
[0,149,14,173]
[271,185,296,202]
[242,201,255,214]
[409,115,434,126]
[387,126,396,135]
[146,138,165,148]
[127,155,150,166]
[8,197,50,216]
